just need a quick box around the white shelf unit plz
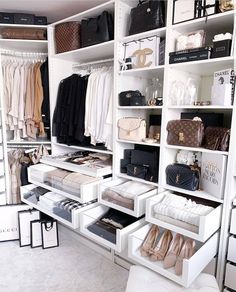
[0,39,48,53]
[128,223,219,288]
[146,192,222,242]
[20,184,97,229]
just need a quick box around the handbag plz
[203,127,230,151]
[166,119,204,147]
[117,117,146,142]
[1,27,46,40]
[166,163,200,191]
[127,164,148,180]
[129,0,165,35]
[148,125,161,142]
[119,90,145,106]
[55,21,80,54]
[81,11,114,48]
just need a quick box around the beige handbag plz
[118,117,146,141]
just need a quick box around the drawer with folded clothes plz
[128,223,219,288]
[20,184,97,229]
[28,164,103,203]
[98,178,157,217]
[80,205,145,252]
[40,151,112,177]
[146,191,222,242]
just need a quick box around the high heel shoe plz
[175,238,196,275]
[149,230,173,261]
[140,224,159,257]
[163,233,184,269]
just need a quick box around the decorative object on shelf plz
[1,27,47,40]
[194,100,211,106]
[13,13,34,25]
[18,209,40,247]
[117,117,146,142]
[119,90,145,106]
[201,152,227,199]
[211,68,235,105]
[219,0,235,12]
[119,58,133,71]
[211,33,232,58]
[166,119,204,147]
[203,126,230,151]
[184,78,199,105]
[145,78,163,106]
[169,46,212,64]
[80,11,114,48]
[169,80,185,106]
[166,163,200,191]
[129,0,165,35]
[0,12,14,24]
[55,21,80,54]
[176,30,206,51]
[31,220,42,248]
[41,219,59,249]
[148,125,161,142]
[176,150,202,167]
[173,0,196,24]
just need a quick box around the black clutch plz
[166,163,200,191]
[127,164,148,179]
[119,90,145,106]
[129,0,165,35]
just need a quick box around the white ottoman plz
[126,266,219,292]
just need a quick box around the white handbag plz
[117,117,146,141]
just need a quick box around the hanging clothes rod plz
[72,58,114,69]
[0,49,48,57]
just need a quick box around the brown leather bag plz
[203,127,230,151]
[55,21,80,54]
[1,27,46,40]
[167,119,204,147]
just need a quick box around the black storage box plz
[14,13,35,25]
[0,12,14,24]
[149,115,162,126]
[180,112,224,128]
[211,39,232,59]
[34,16,47,25]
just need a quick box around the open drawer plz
[227,236,236,263]
[225,263,236,290]
[146,191,222,242]
[40,155,112,177]
[28,164,103,203]
[230,208,236,235]
[128,223,219,288]
[98,178,158,217]
[80,204,145,252]
[20,184,97,229]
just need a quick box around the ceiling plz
[0,0,109,23]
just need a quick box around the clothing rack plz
[72,58,114,71]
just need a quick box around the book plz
[200,153,227,199]
[169,46,212,56]
[169,50,211,64]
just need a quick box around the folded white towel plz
[43,192,66,202]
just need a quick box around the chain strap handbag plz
[118,117,146,142]
[55,21,80,54]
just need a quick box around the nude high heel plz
[163,233,184,269]
[139,225,159,257]
[149,230,173,261]
[175,238,196,275]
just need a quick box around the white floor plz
[0,231,129,292]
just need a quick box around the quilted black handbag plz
[166,163,200,191]
[81,11,114,47]
[129,0,165,35]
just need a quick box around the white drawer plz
[28,164,103,203]
[0,161,4,176]
[228,236,236,263]
[230,208,236,235]
[98,178,158,217]
[40,155,112,177]
[0,177,5,193]
[0,146,3,160]
[225,263,236,290]
[146,191,222,242]
[20,184,97,229]
[80,204,145,252]
[128,223,219,288]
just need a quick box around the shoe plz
[175,238,196,276]
[163,233,184,269]
[149,230,173,261]
[140,224,159,257]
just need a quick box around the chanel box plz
[201,153,227,199]
[173,0,196,24]
[0,12,14,24]
[211,39,232,58]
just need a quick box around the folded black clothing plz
[100,208,137,229]
[52,207,72,222]
[24,187,48,201]
[87,220,117,244]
